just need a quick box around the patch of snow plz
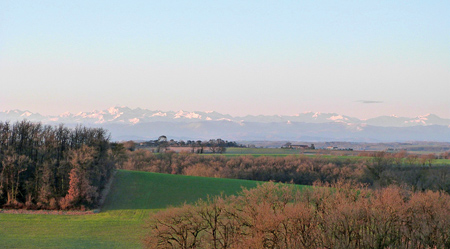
[407,119,427,124]
[312,112,321,118]
[217,118,232,122]
[206,117,212,121]
[60,112,71,117]
[328,115,344,121]
[49,117,59,122]
[175,110,202,119]
[20,111,32,117]
[129,118,140,124]
[185,112,201,119]
[87,113,103,119]
[174,110,185,119]
[113,112,123,119]
[152,112,167,117]
[287,120,292,125]
[108,107,120,115]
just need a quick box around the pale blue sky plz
[1,1,449,118]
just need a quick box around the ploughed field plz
[0,170,262,249]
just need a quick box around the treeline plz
[139,137,240,149]
[0,121,114,210]
[146,182,450,249]
[357,150,449,164]
[119,150,450,193]
[117,151,364,184]
[133,137,241,154]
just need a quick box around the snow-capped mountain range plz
[1,107,449,142]
[1,106,449,127]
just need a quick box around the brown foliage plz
[122,150,450,195]
[0,121,114,210]
[146,182,450,249]
[146,204,207,249]
[123,152,366,186]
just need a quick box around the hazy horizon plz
[2,105,449,121]
[1,1,449,119]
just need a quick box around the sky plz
[1,1,449,119]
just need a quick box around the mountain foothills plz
[1,107,450,142]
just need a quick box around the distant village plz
[281,142,353,151]
[132,136,356,153]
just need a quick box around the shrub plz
[146,182,450,249]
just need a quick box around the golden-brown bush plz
[146,182,450,249]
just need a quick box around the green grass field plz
[0,170,262,249]
[431,159,450,165]
[225,147,307,155]
[221,147,370,159]
[215,148,450,165]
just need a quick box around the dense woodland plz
[118,150,450,194]
[0,121,114,210]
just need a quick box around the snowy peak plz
[0,110,45,121]
[174,110,202,119]
[0,107,449,127]
[365,114,450,127]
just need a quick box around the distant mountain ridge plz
[1,107,449,142]
[1,107,449,127]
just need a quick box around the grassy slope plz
[102,171,261,211]
[0,170,261,249]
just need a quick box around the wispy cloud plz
[356,100,383,104]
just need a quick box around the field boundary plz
[97,170,117,211]
[0,209,96,215]
[0,171,118,215]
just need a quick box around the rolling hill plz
[0,170,262,249]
